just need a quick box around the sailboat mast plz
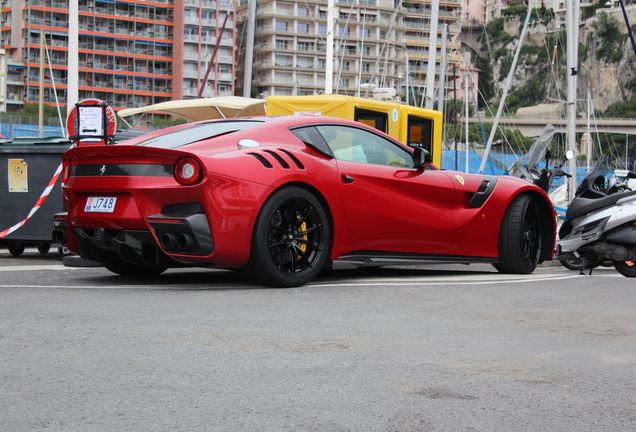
[325,0,336,94]
[68,0,79,110]
[478,0,535,174]
[39,30,44,138]
[424,0,439,110]
[566,0,580,202]
[243,0,257,98]
[437,23,448,114]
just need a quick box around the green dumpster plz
[0,137,70,256]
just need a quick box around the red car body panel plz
[58,115,556,279]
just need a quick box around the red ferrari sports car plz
[55,115,556,287]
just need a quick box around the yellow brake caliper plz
[297,219,307,260]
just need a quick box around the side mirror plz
[413,147,432,167]
[559,150,575,168]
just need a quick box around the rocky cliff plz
[473,6,636,115]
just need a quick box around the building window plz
[275,55,291,66]
[276,21,288,32]
[275,40,288,50]
[298,41,312,51]
[297,23,308,34]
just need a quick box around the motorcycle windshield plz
[585,155,613,179]
[574,154,615,197]
[508,124,556,176]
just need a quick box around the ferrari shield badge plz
[455,175,465,185]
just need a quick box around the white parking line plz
[309,274,585,287]
[0,265,75,272]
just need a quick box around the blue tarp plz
[440,150,511,176]
[0,124,65,140]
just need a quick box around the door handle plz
[342,175,354,184]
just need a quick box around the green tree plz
[592,12,627,63]
[3,102,66,119]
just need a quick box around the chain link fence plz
[0,116,65,140]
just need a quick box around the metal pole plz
[619,0,636,59]
[68,0,79,110]
[243,0,256,98]
[566,0,580,202]
[465,74,470,173]
[405,52,409,105]
[39,30,44,138]
[478,0,535,173]
[453,63,458,170]
[436,24,448,113]
[325,0,336,94]
[424,0,439,110]
[198,12,230,98]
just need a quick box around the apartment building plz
[403,0,462,100]
[0,0,236,114]
[1,0,461,116]
[235,0,407,98]
[547,0,596,29]
[235,0,462,102]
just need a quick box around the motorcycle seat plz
[566,189,636,221]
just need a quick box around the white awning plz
[117,96,267,122]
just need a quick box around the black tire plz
[37,243,51,254]
[495,193,543,274]
[104,261,166,277]
[241,187,330,287]
[8,242,25,256]
[613,260,636,277]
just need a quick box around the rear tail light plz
[61,161,70,185]
[174,157,202,185]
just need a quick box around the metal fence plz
[0,124,65,139]
[0,116,66,139]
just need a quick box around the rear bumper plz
[73,227,179,269]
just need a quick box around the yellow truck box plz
[266,94,443,167]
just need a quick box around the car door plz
[314,124,457,255]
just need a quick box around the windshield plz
[134,120,264,149]
[585,154,614,180]
[508,124,556,176]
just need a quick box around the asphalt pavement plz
[1,248,635,431]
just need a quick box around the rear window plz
[135,120,265,149]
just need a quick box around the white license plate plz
[85,196,117,213]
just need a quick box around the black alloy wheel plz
[242,187,330,287]
[494,193,542,274]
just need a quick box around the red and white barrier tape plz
[0,162,63,238]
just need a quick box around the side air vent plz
[247,150,306,170]
[247,152,274,168]
[264,150,290,169]
[468,176,498,208]
[278,149,305,169]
